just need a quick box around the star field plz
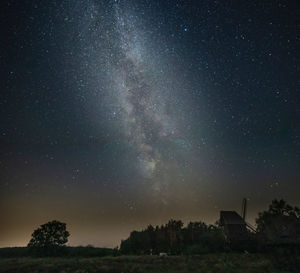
[0,0,299,247]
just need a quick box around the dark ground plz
[0,253,299,273]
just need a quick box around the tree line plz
[120,199,300,255]
[25,199,300,256]
[120,220,226,255]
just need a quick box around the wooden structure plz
[219,211,249,242]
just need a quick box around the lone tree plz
[28,220,70,256]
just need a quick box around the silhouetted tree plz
[256,199,300,244]
[27,220,70,256]
[165,219,184,254]
[184,221,208,245]
[146,225,156,253]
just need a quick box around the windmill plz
[219,198,256,244]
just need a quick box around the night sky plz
[1,0,299,248]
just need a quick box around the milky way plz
[57,0,195,202]
[97,2,194,200]
[112,5,176,178]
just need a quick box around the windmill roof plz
[220,211,246,225]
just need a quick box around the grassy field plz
[0,253,298,273]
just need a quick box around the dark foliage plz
[269,246,300,273]
[27,220,70,256]
[120,219,227,255]
[256,199,300,245]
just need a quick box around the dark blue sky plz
[1,0,299,247]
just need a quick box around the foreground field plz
[0,253,298,273]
